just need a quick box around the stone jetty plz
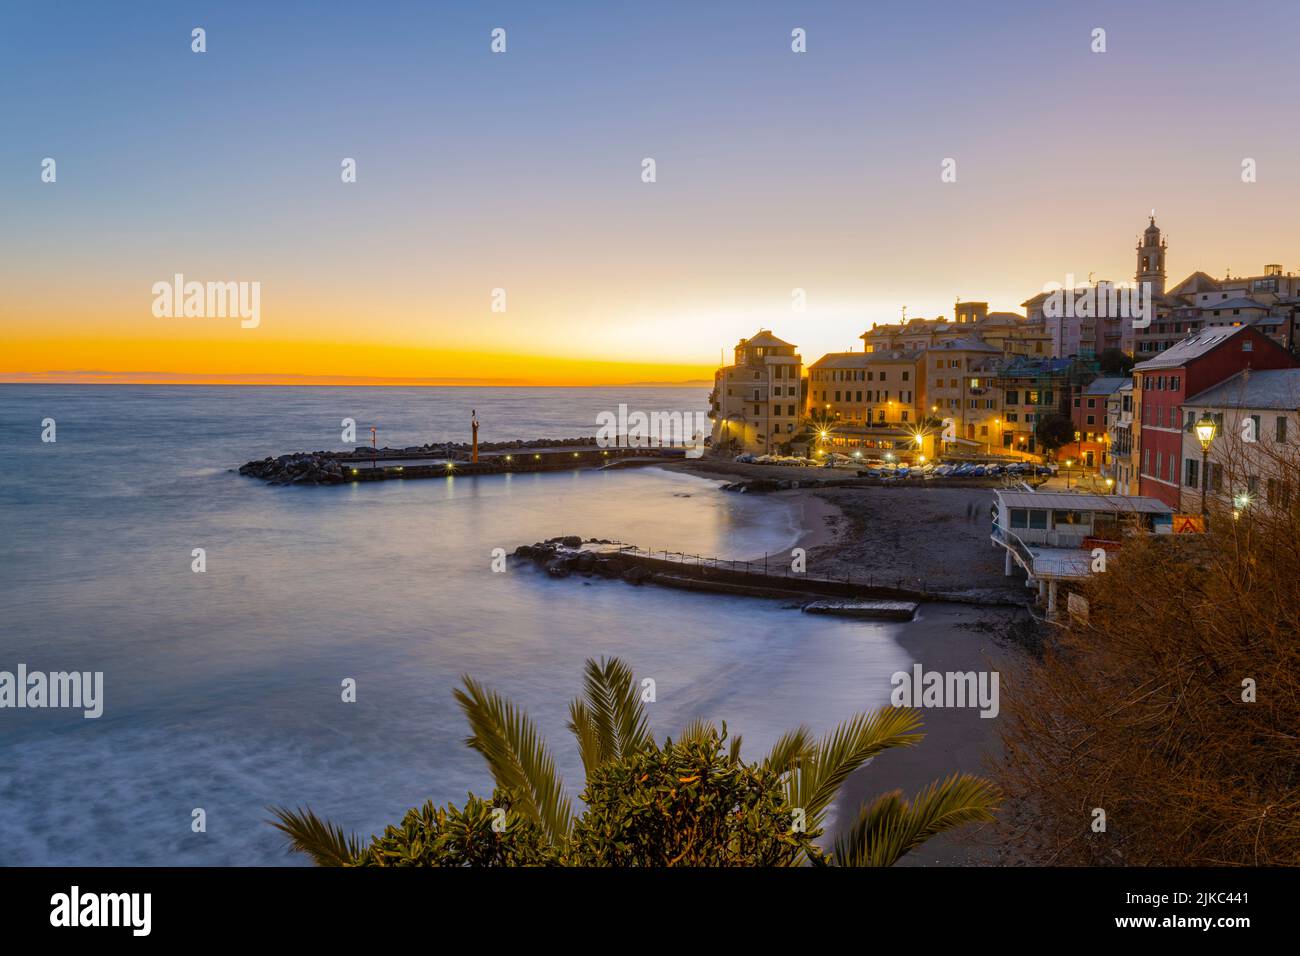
[512,539,1028,609]
[237,440,684,485]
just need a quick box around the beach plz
[670,458,1041,864]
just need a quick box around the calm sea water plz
[0,385,910,865]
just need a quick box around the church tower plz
[1136,214,1167,296]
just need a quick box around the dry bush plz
[998,442,1300,865]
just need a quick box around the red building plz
[1069,376,1128,472]
[1132,324,1298,508]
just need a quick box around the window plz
[1185,458,1199,487]
[1278,416,1288,443]
[1010,508,1028,528]
[1028,510,1048,530]
[1052,511,1085,526]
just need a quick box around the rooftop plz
[808,349,918,369]
[1205,297,1270,311]
[1131,324,1251,371]
[1083,375,1130,396]
[1185,368,1300,411]
[738,330,796,349]
[994,490,1172,514]
[923,337,1002,353]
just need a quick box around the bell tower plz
[1136,212,1167,296]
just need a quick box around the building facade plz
[708,330,802,454]
[1131,324,1298,508]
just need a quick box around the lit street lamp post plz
[1195,415,1218,517]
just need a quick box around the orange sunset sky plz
[3,2,1298,386]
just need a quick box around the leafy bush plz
[568,731,819,866]
[273,657,997,867]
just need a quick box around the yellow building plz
[708,330,802,454]
[917,338,1011,455]
[804,350,936,460]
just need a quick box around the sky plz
[2,0,1299,385]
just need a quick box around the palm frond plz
[566,699,605,778]
[833,773,1001,867]
[454,676,573,843]
[764,725,814,775]
[566,657,652,777]
[787,707,924,832]
[676,717,719,748]
[269,805,363,866]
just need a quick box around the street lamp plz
[1064,458,1074,490]
[1105,476,1114,494]
[1195,414,1217,517]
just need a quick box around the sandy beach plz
[671,458,1042,864]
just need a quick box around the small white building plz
[991,489,1173,619]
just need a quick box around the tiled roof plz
[1131,324,1251,371]
[1184,368,1300,411]
[808,349,918,369]
[739,330,795,349]
[1083,376,1130,396]
[923,337,1001,353]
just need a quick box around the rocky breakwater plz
[238,453,347,485]
[512,538,641,582]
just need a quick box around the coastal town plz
[706,215,1300,617]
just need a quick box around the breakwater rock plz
[238,453,346,485]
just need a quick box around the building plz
[804,349,934,460]
[708,330,802,454]
[1068,376,1128,472]
[991,489,1173,619]
[1022,216,1300,362]
[1131,323,1298,508]
[1107,380,1137,494]
[992,357,1078,456]
[863,302,1050,360]
[1179,368,1300,515]
[917,338,1007,454]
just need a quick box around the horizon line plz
[0,375,713,389]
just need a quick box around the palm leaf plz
[764,725,814,775]
[269,805,363,866]
[833,773,1000,867]
[454,676,573,843]
[566,657,652,777]
[728,732,743,764]
[787,707,924,833]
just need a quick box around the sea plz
[0,385,911,864]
